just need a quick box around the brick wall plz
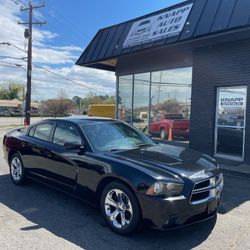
[190,39,250,163]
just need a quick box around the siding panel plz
[190,39,250,163]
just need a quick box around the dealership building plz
[76,0,250,163]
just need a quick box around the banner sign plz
[123,3,193,48]
[220,97,245,108]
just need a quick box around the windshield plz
[80,121,155,152]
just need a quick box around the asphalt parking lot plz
[0,129,250,250]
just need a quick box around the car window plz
[81,121,154,152]
[28,126,36,136]
[33,123,53,141]
[53,123,82,146]
[156,115,161,121]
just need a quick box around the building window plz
[149,68,192,141]
[133,73,150,131]
[215,86,247,160]
[118,75,133,123]
[117,67,192,141]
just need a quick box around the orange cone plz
[168,126,173,141]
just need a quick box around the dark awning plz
[76,0,250,71]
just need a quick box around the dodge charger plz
[3,118,223,235]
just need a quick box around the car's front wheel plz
[9,153,26,185]
[101,181,141,235]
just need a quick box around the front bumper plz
[138,178,222,229]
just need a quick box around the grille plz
[191,191,210,203]
[194,180,210,190]
[190,173,223,204]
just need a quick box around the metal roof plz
[76,0,250,71]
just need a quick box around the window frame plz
[51,121,83,147]
[27,121,56,143]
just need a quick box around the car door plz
[22,121,82,189]
[21,121,56,177]
[44,121,83,189]
[154,115,162,134]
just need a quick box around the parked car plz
[139,112,148,120]
[149,113,190,140]
[3,118,223,235]
[125,116,144,124]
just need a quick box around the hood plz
[105,143,217,179]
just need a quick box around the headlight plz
[146,181,184,197]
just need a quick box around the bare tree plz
[43,98,74,117]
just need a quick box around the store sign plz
[220,97,245,108]
[123,3,193,48]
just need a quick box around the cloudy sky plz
[0,0,183,100]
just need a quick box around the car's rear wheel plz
[10,153,26,185]
[101,182,141,235]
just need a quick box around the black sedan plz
[3,118,223,235]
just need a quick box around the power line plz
[0,42,27,53]
[0,55,26,60]
[0,59,112,95]
[0,61,23,67]
[32,63,111,95]
[10,0,21,6]
[0,63,21,68]
[0,53,113,94]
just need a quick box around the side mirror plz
[64,142,85,152]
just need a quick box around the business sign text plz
[220,97,245,108]
[123,3,193,48]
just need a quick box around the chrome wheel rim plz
[10,157,22,181]
[160,130,165,139]
[104,189,133,229]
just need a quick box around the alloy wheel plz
[10,156,23,181]
[104,188,133,229]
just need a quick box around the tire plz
[9,153,26,185]
[160,128,167,140]
[100,181,141,235]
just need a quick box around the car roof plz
[32,117,118,125]
[64,116,116,123]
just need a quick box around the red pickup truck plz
[149,113,190,140]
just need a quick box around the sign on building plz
[220,97,245,108]
[123,3,193,48]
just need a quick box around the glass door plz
[215,86,247,161]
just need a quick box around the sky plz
[0,0,185,100]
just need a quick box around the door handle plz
[46,153,52,158]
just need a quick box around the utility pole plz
[18,1,46,125]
